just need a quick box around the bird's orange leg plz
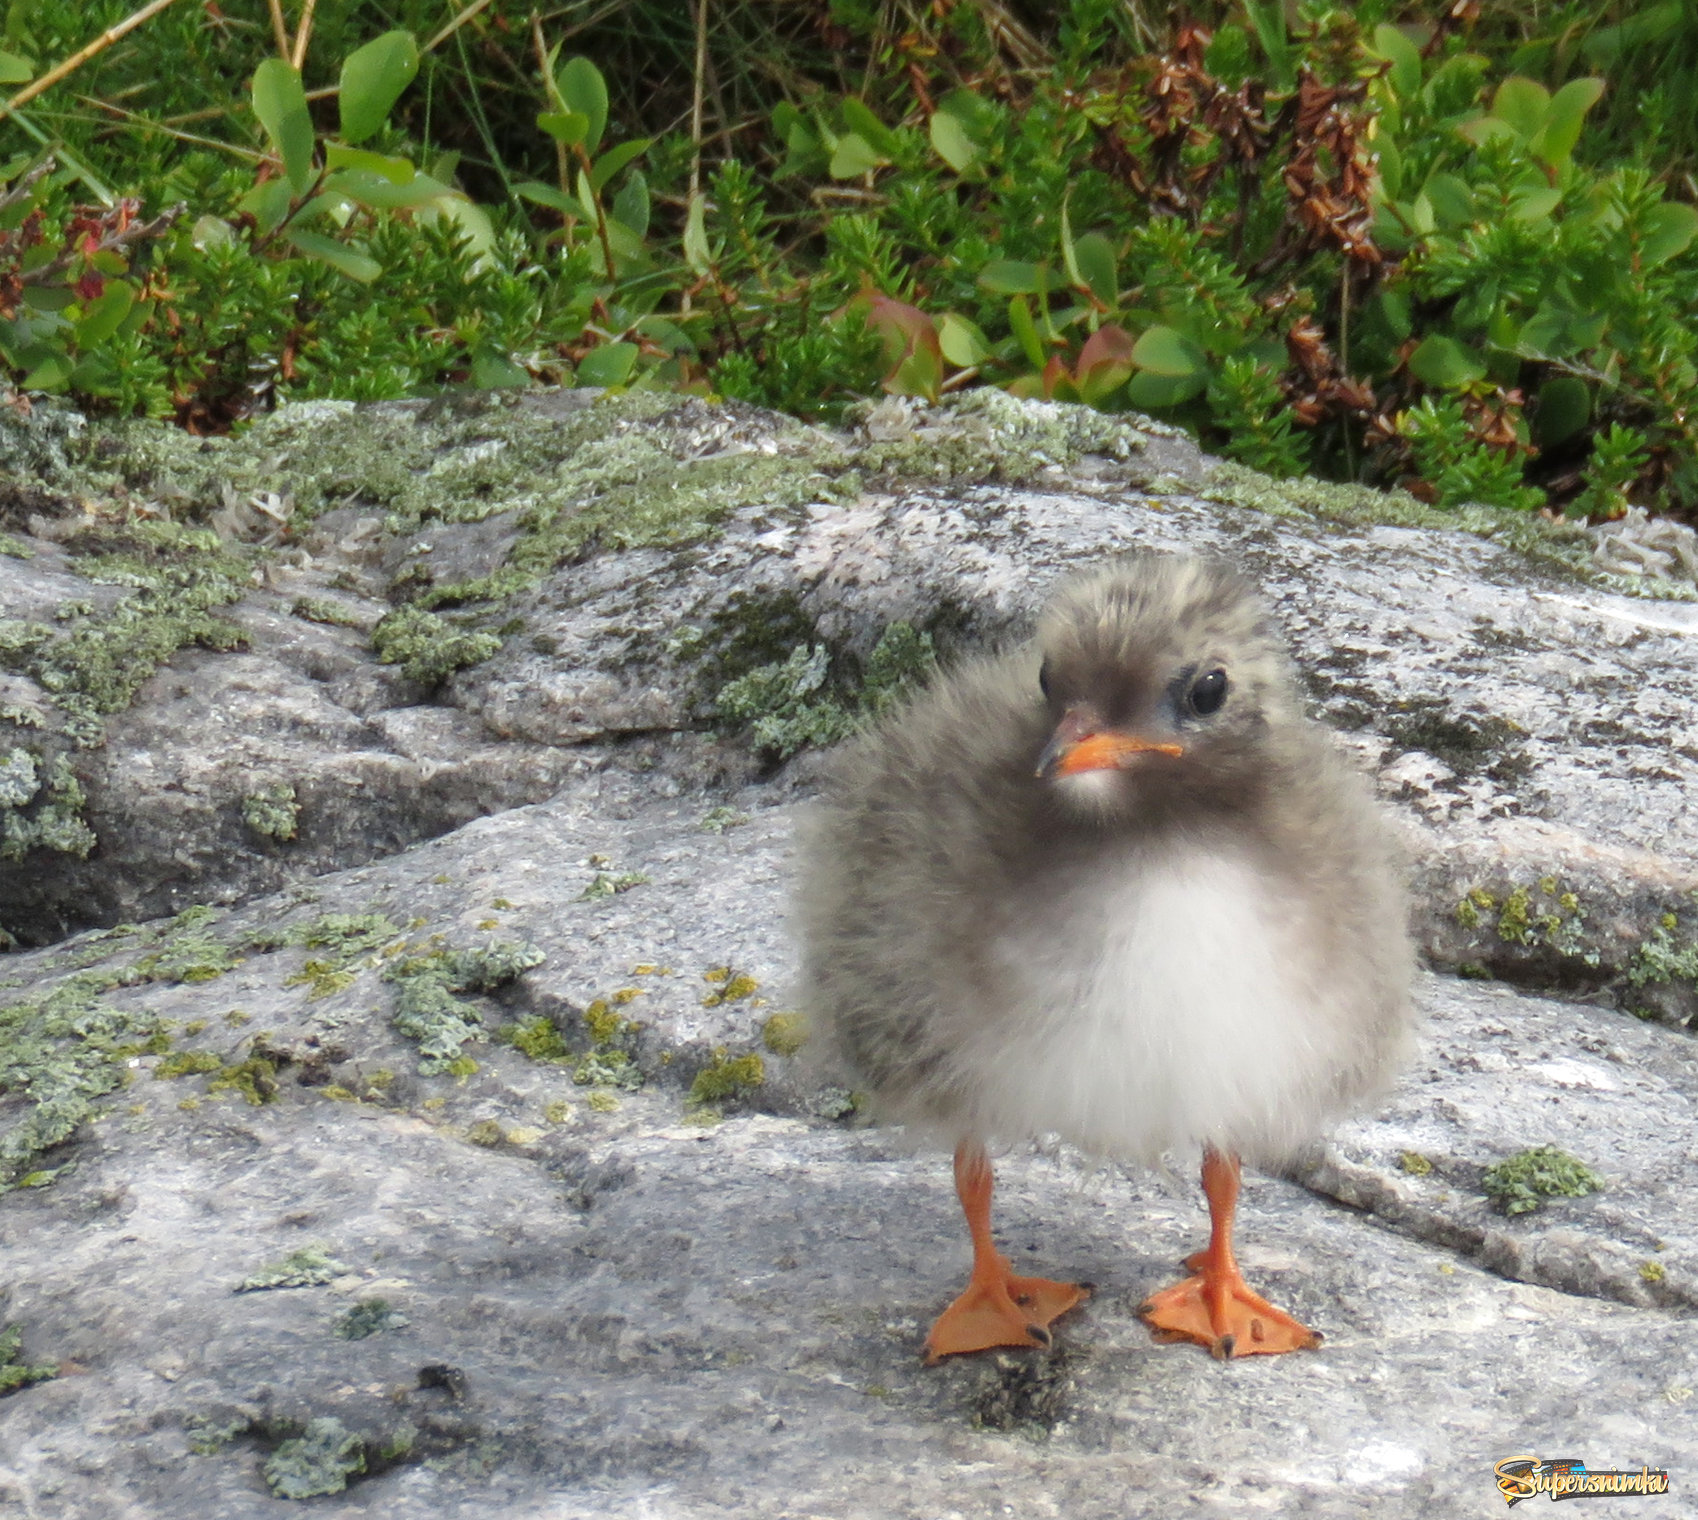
[1138,1147,1321,1360]
[923,1140,1090,1364]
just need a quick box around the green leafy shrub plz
[0,3,1692,522]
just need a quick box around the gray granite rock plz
[2,393,1697,1516]
[1,769,1695,1517]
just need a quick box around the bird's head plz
[1031,555,1298,825]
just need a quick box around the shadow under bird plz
[799,554,1414,1362]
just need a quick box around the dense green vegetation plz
[0,1,1694,519]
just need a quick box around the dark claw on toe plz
[1212,1334,1236,1361]
[1026,1323,1052,1347]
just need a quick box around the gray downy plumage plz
[797,553,1414,1168]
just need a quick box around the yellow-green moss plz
[207,1057,278,1106]
[496,1015,571,1062]
[761,1013,808,1058]
[154,1050,223,1079]
[1398,1151,1434,1177]
[688,1047,765,1108]
[701,971,759,1008]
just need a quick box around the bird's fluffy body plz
[799,556,1412,1167]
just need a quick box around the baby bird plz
[799,554,1413,1362]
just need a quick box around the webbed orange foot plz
[1139,1267,1319,1359]
[1139,1147,1322,1360]
[924,1259,1089,1363]
[924,1141,1089,1364]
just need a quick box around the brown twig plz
[21,201,186,287]
[266,0,290,60]
[425,0,498,56]
[0,0,185,121]
[0,158,54,214]
[289,0,319,71]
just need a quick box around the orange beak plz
[1036,722,1184,779]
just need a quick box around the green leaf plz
[328,169,449,211]
[860,292,943,403]
[1509,186,1562,223]
[840,98,898,156]
[978,260,1053,296]
[682,190,711,275]
[1408,334,1486,387]
[252,58,315,195]
[471,351,530,389]
[1490,76,1549,140]
[1370,23,1422,98]
[555,57,608,152]
[0,50,32,84]
[828,132,883,179]
[515,180,579,215]
[1072,233,1118,308]
[937,312,990,367]
[929,110,976,173]
[1075,324,1135,404]
[286,230,381,282]
[1424,172,1475,228]
[1131,325,1206,378]
[612,171,649,238]
[590,138,651,193]
[1125,368,1207,408]
[1375,134,1402,200]
[1639,202,1698,267]
[577,341,639,388]
[1007,295,1046,371]
[338,29,418,146]
[1532,77,1604,167]
[1535,377,1590,446]
[537,111,589,148]
[20,351,72,391]
[324,144,415,182]
[74,282,134,345]
[239,174,295,234]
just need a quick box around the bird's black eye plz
[1188,668,1228,716]
[1038,660,1052,699]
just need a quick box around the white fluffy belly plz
[967,849,1346,1162]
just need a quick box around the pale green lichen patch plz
[1206,460,1695,603]
[383,938,546,1074]
[0,963,170,1190]
[850,388,1149,484]
[699,805,748,833]
[578,870,648,901]
[0,1323,57,1396]
[1626,897,1698,1022]
[235,1244,348,1292]
[264,1416,366,1499]
[333,1298,409,1340]
[712,620,935,760]
[370,606,502,686]
[0,747,95,863]
[570,997,644,1090]
[1481,1146,1604,1216]
[0,521,251,747]
[242,783,300,842]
